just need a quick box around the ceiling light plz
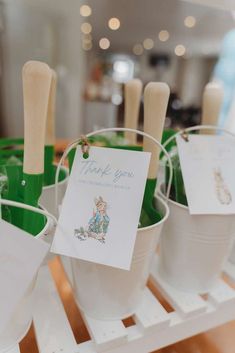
[158,30,170,42]
[108,17,120,30]
[99,37,110,50]
[81,22,92,34]
[143,38,154,50]
[175,44,186,56]
[184,16,196,28]
[80,5,92,17]
[133,44,144,55]
[82,41,92,51]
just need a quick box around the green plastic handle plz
[44,145,55,184]
[21,173,45,235]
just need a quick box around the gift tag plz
[176,134,235,214]
[0,219,49,333]
[51,146,151,270]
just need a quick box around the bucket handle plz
[0,198,57,227]
[55,127,174,211]
[163,124,235,149]
[162,124,235,198]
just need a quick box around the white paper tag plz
[51,146,151,270]
[176,134,235,215]
[0,219,49,334]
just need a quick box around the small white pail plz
[71,197,169,320]
[55,127,173,320]
[158,125,235,293]
[40,165,69,217]
[0,200,55,351]
[158,185,235,293]
[229,243,235,264]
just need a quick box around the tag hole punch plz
[83,152,89,159]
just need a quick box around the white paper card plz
[51,146,151,270]
[176,134,235,215]
[0,219,49,333]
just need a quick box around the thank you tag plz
[51,146,150,270]
[0,219,49,334]
[176,134,235,214]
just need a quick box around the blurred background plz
[0,0,235,138]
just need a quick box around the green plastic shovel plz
[165,81,223,206]
[21,61,52,235]
[44,69,57,185]
[140,82,170,227]
[111,78,143,152]
[201,82,223,135]
[124,79,143,146]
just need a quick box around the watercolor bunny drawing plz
[214,167,232,205]
[75,196,110,243]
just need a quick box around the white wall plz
[1,0,86,138]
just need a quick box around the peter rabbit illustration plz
[214,168,232,205]
[75,196,110,243]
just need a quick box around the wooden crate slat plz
[150,255,207,318]
[208,279,235,307]
[33,266,77,353]
[23,261,235,353]
[134,288,170,332]
[82,313,127,352]
[77,300,235,353]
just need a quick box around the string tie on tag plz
[79,135,90,159]
[181,131,189,142]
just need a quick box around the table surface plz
[19,140,235,353]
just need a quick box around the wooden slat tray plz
[8,255,235,353]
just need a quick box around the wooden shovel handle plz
[45,69,57,146]
[143,82,170,179]
[22,61,52,174]
[201,82,223,135]
[124,79,143,144]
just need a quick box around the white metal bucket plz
[229,243,235,264]
[0,203,54,352]
[71,196,169,320]
[162,125,235,275]
[158,184,235,293]
[40,165,69,217]
[55,127,173,320]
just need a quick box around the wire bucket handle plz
[55,127,174,211]
[163,124,235,150]
[0,199,57,227]
[161,124,235,199]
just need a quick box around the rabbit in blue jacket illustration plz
[75,196,110,243]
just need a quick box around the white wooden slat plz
[150,255,207,318]
[82,313,128,352]
[33,266,78,353]
[224,261,235,283]
[5,346,21,353]
[29,261,235,353]
[77,298,235,353]
[134,288,170,332]
[208,280,235,307]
